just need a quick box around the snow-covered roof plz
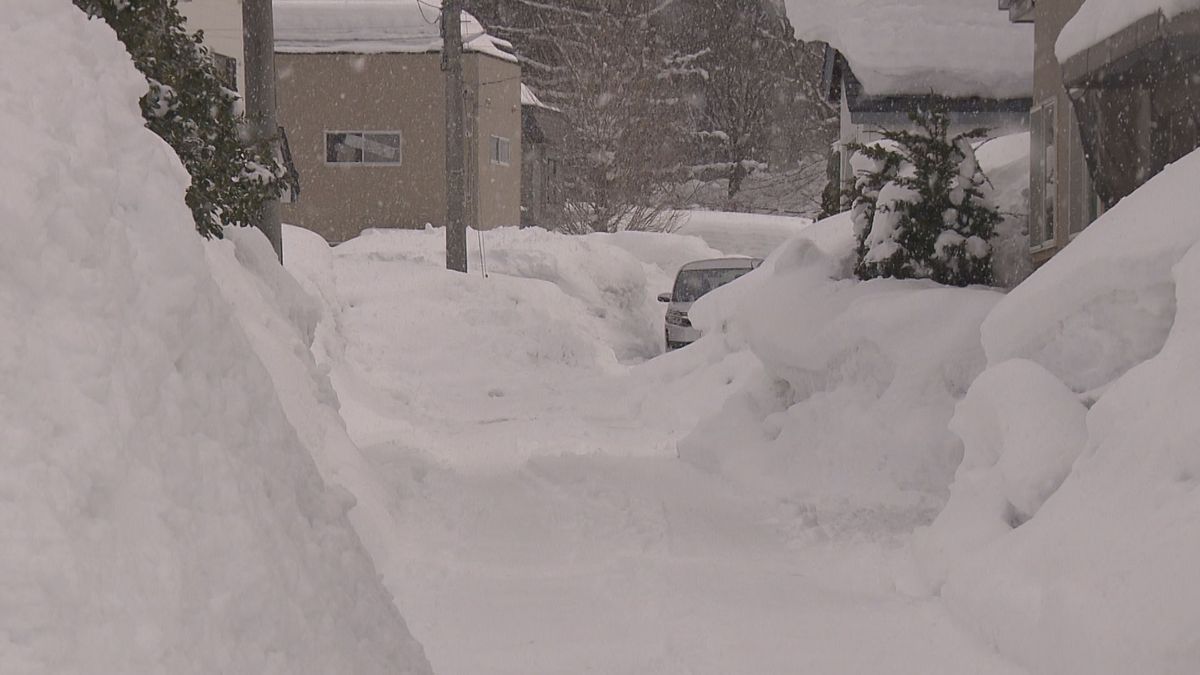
[1056,0,1200,62]
[784,0,1033,99]
[273,0,516,62]
[520,84,558,111]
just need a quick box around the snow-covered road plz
[375,452,1023,674]
[286,225,1025,675]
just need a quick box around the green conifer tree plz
[847,108,1001,287]
[74,0,288,238]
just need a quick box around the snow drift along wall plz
[676,214,1001,520]
[0,2,430,673]
[916,148,1200,674]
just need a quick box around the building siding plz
[275,52,520,244]
[466,54,522,230]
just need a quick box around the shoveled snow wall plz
[330,225,722,362]
[914,148,1200,674]
[0,2,430,673]
[676,213,1002,521]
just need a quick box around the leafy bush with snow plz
[0,3,429,672]
[848,109,1002,286]
[74,0,290,237]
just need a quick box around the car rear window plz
[672,267,753,303]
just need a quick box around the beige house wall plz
[276,51,521,244]
[178,0,246,94]
[466,55,522,230]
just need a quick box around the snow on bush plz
[677,212,1002,517]
[918,149,1200,674]
[848,110,1002,287]
[0,3,429,672]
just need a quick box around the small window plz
[490,135,511,165]
[325,131,402,165]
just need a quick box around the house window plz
[490,136,511,165]
[1029,100,1057,249]
[325,131,402,165]
[212,52,238,92]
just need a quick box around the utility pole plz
[442,0,469,273]
[242,0,284,263]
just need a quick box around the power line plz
[415,0,440,25]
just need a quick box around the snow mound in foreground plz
[677,213,1002,518]
[920,149,1200,674]
[981,146,1200,394]
[0,3,429,673]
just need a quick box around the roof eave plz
[1061,9,1200,87]
[846,92,1032,117]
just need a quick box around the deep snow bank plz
[981,146,1200,395]
[675,213,1002,519]
[0,3,429,672]
[284,225,716,466]
[916,149,1200,674]
[331,225,721,361]
[672,209,814,258]
[204,227,431,659]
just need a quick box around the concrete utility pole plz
[442,0,469,273]
[242,0,284,263]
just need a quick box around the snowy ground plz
[14,2,1198,671]
[673,209,814,258]
[284,224,1024,674]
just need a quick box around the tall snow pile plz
[1056,0,1200,61]
[676,213,1002,522]
[914,148,1200,673]
[203,227,434,644]
[0,3,429,673]
[330,226,720,362]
